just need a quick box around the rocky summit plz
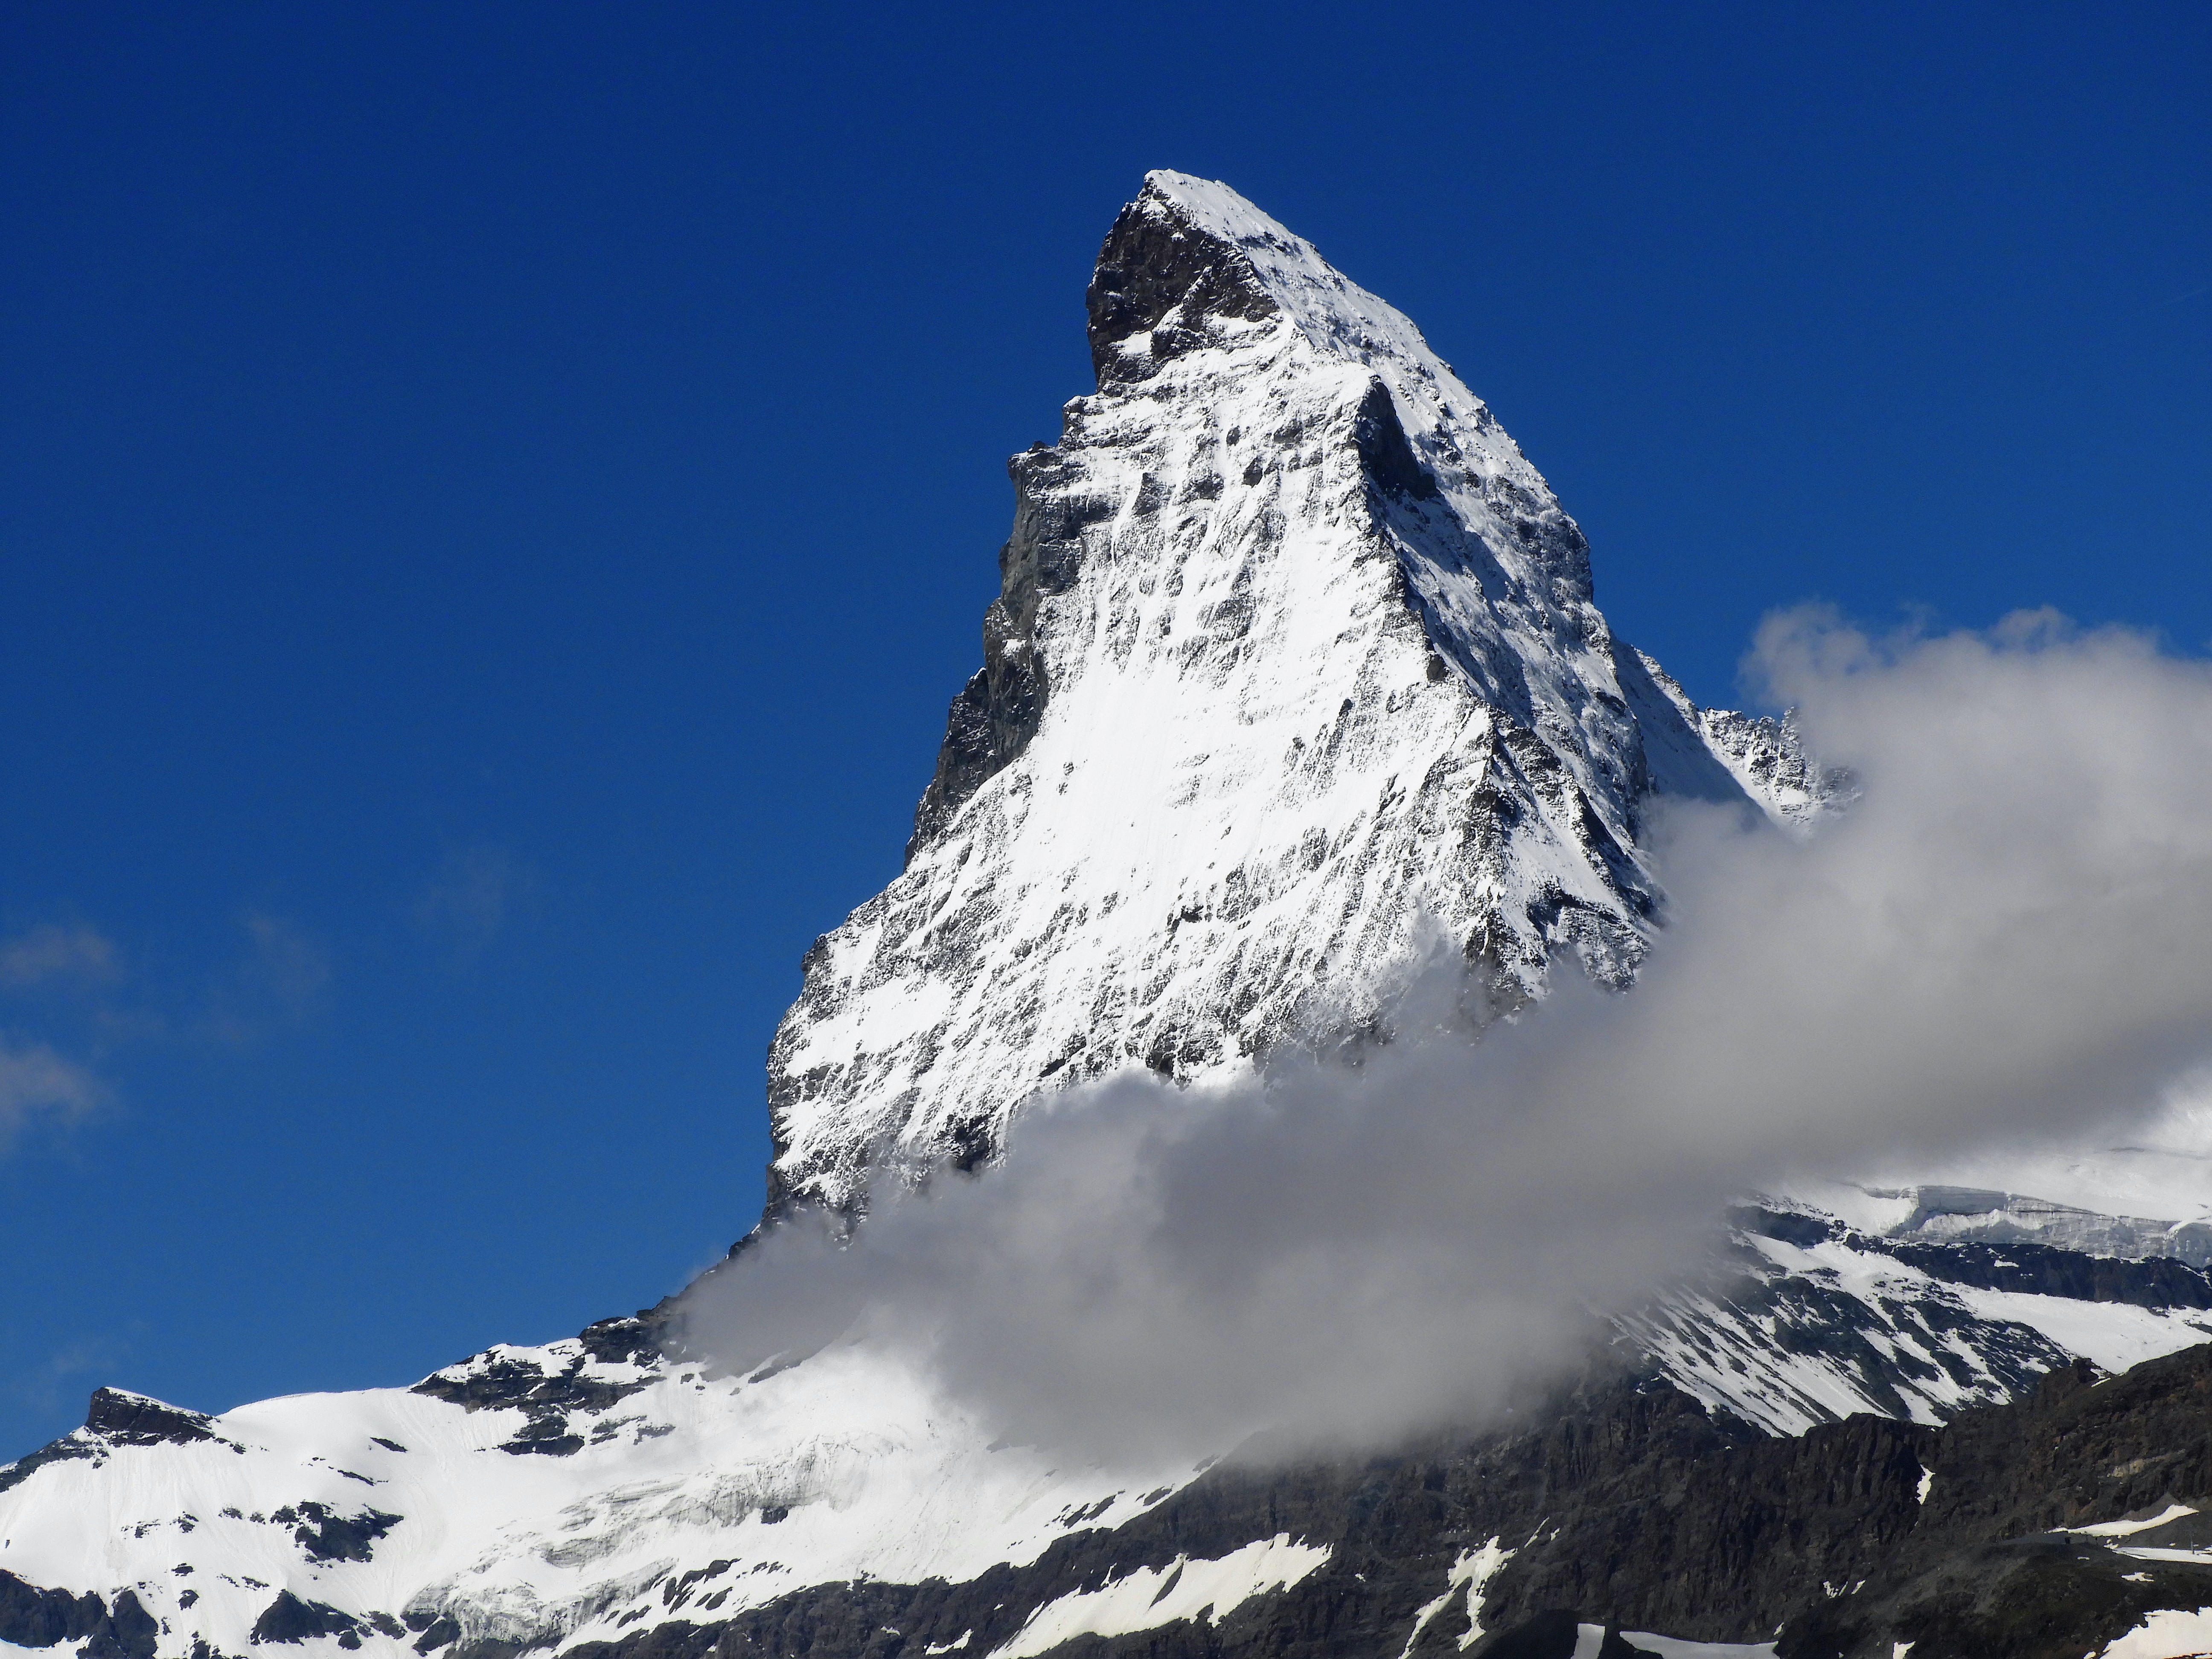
[2,174,2205,1659]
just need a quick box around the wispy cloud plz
[206,912,332,1044]
[0,1037,105,1141]
[0,923,122,990]
[9,1331,140,1426]
[414,846,536,966]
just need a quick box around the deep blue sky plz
[1,1,2204,1458]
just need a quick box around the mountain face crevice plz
[767,171,1832,1217]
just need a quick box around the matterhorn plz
[4,172,2206,1659]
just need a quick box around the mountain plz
[764,171,1840,1218]
[3,173,2204,1659]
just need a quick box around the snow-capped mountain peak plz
[766,171,1833,1217]
[0,170,2200,1659]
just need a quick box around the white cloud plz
[0,923,121,989]
[686,611,2212,1464]
[0,1037,105,1140]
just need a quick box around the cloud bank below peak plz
[688,609,2212,1463]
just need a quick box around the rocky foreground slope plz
[3,175,2207,1659]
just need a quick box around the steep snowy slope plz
[765,171,1839,1216]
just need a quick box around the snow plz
[1396,1537,1511,1656]
[0,1336,1194,1659]
[1618,1635,1780,1658]
[2068,1504,2199,1538]
[988,1533,1329,1657]
[2099,1607,2212,1658]
[1629,1230,2209,1436]
[1948,1284,2212,1374]
[1787,1092,2212,1266]
[5,170,2200,1659]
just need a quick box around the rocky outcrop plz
[0,1578,158,1659]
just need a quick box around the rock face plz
[765,170,1840,1217]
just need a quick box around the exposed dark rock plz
[1729,1205,1838,1248]
[1086,184,1279,385]
[1877,1236,2212,1309]
[410,1340,656,1452]
[903,446,1112,866]
[0,1574,153,1658]
[1,1389,235,1498]
[1353,379,1440,502]
[1468,1615,1642,1659]
[83,1590,158,1659]
[274,1500,401,1563]
[0,1432,99,1497]
[84,1388,221,1447]
[499,1419,585,1457]
[1784,1533,2212,1659]
[578,1316,665,1367]
[250,1592,358,1646]
[0,1571,114,1651]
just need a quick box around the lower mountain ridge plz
[5,1199,2208,1659]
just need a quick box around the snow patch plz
[1619,1634,1781,1658]
[990,1533,1329,1658]
[2099,1606,2212,1658]
[1396,1536,1511,1656]
[2069,1504,2198,1537]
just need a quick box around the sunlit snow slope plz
[764,170,1841,1216]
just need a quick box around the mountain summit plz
[764,170,1831,1216]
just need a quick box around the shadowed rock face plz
[765,171,1829,1220]
[83,1388,220,1448]
[1085,189,1281,384]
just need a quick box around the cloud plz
[682,610,2212,1466]
[414,847,535,965]
[207,912,332,1043]
[0,1037,105,1141]
[0,924,122,990]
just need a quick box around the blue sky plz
[0,0,2204,1458]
